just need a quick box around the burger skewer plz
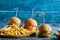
[16,7,18,17]
[31,8,34,18]
[38,12,53,37]
[43,12,45,24]
[32,8,38,36]
[24,9,38,36]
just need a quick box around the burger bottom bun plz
[38,32,52,37]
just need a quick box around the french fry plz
[0,25,8,31]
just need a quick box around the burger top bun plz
[39,24,52,32]
[8,17,21,26]
[25,18,37,27]
[25,18,37,30]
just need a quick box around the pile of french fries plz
[0,24,34,37]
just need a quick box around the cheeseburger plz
[38,24,52,37]
[24,18,37,30]
[56,29,60,39]
[8,17,21,26]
